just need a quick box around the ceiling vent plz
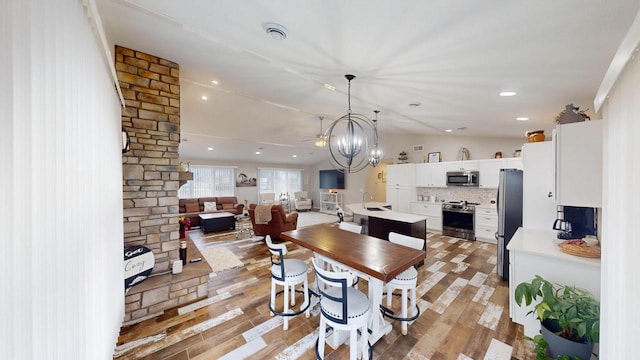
[413,145,424,152]
[264,23,287,40]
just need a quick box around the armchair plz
[259,193,276,205]
[248,204,298,240]
[294,191,312,212]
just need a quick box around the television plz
[319,169,345,189]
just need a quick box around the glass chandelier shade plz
[368,110,383,167]
[325,75,378,173]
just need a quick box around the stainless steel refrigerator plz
[496,169,523,281]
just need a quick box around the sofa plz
[248,203,298,240]
[179,197,244,228]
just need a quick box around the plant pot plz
[541,319,594,359]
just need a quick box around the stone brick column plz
[118,46,180,273]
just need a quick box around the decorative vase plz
[541,319,594,360]
[526,130,545,142]
[179,224,185,239]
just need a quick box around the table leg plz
[367,277,392,344]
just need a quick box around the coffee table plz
[199,212,236,234]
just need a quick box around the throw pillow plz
[184,203,199,213]
[204,202,217,211]
[222,203,234,210]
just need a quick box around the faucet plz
[362,191,373,208]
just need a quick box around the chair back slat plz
[265,235,287,281]
[312,257,355,324]
[338,222,362,234]
[388,232,424,250]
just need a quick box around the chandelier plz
[368,110,383,167]
[314,116,327,148]
[325,75,381,173]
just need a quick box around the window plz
[258,168,302,198]
[178,166,235,198]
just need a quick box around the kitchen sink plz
[366,207,385,211]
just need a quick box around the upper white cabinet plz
[478,157,524,188]
[506,157,523,170]
[445,160,479,172]
[415,163,447,187]
[478,159,504,188]
[386,164,415,187]
[555,121,603,208]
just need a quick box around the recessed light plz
[516,117,529,121]
[500,91,517,97]
[292,155,297,158]
[211,80,219,85]
[201,95,208,100]
[255,151,261,155]
[207,147,213,151]
[445,129,453,133]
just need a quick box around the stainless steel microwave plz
[446,171,479,186]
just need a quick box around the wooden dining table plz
[280,223,426,346]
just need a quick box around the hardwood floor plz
[114,227,535,360]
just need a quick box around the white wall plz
[380,132,527,163]
[599,32,640,358]
[1,0,124,359]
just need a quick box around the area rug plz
[297,211,339,228]
[200,246,244,274]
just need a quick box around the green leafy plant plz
[515,275,600,344]
[525,335,580,360]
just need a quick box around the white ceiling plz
[98,0,640,165]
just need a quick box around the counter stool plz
[384,232,424,335]
[312,257,371,360]
[265,235,310,330]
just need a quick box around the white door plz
[522,142,557,230]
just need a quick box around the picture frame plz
[428,152,441,163]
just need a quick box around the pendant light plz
[325,75,378,173]
[368,110,383,167]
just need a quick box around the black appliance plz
[442,201,479,240]
[553,206,596,239]
[496,169,523,281]
[446,171,480,187]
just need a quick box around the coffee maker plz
[553,206,596,239]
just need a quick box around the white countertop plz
[507,227,601,267]
[347,202,427,223]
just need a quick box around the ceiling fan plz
[301,116,330,147]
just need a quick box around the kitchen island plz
[507,227,601,337]
[347,202,427,240]
[348,202,427,267]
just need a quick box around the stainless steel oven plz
[442,202,476,240]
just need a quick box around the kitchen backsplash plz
[416,187,497,206]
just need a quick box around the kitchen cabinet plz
[386,163,415,187]
[507,227,600,338]
[478,159,504,188]
[555,120,603,207]
[444,160,478,172]
[320,192,342,214]
[410,202,442,232]
[386,185,413,213]
[478,157,523,188]
[415,163,447,187]
[387,163,415,213]
[522,142,557,230]
[506,157,523,170]
[475,206,497,243]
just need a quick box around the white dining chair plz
[312,257,370,360]
[338,221,362,234]
[385,232,424,335]
[265,235,310,330]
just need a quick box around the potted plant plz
[515,275,599,360]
